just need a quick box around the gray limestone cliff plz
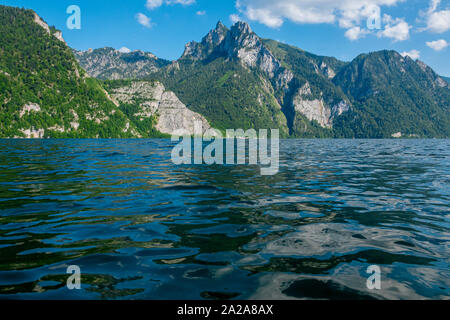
[107,81,211,136]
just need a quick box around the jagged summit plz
[181,21,229,60]
[215,21,227,30]
[202,21,228,46]
[74,46,170,79]
[231,21,252,34]
[181,20,293,95]
[182,20,258,61]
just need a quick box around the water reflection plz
[0,139,448,299]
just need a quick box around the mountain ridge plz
[0,5,204,138]
[1,5,449,139]
[0,6,142,138]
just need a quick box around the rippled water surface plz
[0,139,449,300]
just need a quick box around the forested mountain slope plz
[0,6,141,138]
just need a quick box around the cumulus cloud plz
[235,0,413,41]
[425,0,450,33]
[146,0,195,10]
[168,0,196,4]
[345,26,369,40]
[378,14,411,41]
[118,47,131,53]
[236,0,405,28]
[136,13,153,28]
[230,14,243,24]
[427,11,450,33]
[196,10,206,16]
[426,39,449,51]
[401,49,420,60]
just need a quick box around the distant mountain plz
[1,4,449,138]
[332,51,450,138]
[442,76,450,84]
[74,47,170,80]
[75,20,450,138]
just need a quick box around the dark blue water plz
[0,139,448,300]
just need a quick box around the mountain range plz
[1,5,449,138]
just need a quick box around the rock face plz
[182,21,229,60]
[292,82,331,127]
[320,62,336,79]
[53,31,65,43]
[331,101,350,120]
[74,48,171,80]
[33,12,65,43]
[224,22,294,92]
[19,103,41,118]
[19,128,45,139]
[293,91,331,128]
[108,81,211,135]
[416,60,449,89]
[291,83,349,128]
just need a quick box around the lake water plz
[0,139,448,300]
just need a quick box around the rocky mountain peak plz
[33,11,65,44]
[416,60,428,72]
[181,41,203,59]
[231,21,252,35]
[222,21,258,54]
[215,21,227,32]
[182,20,262,62]
[181,21,230,60]
[202,21,229,48]
[218,21,293,90]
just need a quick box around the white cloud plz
[424,0,450,33]
[146,0,163,10]
[427,10,450,33]
[401,49,420,60]
[426,39,449,51]
[167,0,196,5]
[136,13,153,28]
[378,14,411,41]
[235,0,412,41]
[147,0,195,10]
[428,0,440,13]
[196,10,206,16]
[244,7,290,28]
[345,26,369,40]
[118,47,131,53]
[230,14,243,24]
[236,0,406,28]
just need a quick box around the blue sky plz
[2,0,449,76]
